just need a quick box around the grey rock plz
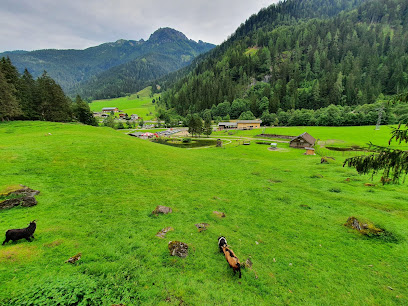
[168,241,188,258]
[152,205,173,215]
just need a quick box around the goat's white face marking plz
[218,236,227,247]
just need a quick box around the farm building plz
[131,114,139,120]
[218,122,237,130]
[304,147,316,155]
[237,120,262,130]
[218,120,262,130]
[102,107,118,112]
[290,132,316,148]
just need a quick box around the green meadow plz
[1,121,407,305]
[214,125,408,149]
[89,87,159,120]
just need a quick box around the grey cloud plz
[0,0,279,52]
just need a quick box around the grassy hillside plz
[1,121,407,305]
[89,87,159,120]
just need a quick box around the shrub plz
[182,138,192,143]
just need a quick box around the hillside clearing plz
[90,87,159,120]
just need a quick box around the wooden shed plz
[290,132,316,148]
[304,147,316,155]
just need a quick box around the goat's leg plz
[2,238,9,245]
[26,237,32,242]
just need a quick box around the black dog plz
[3,220,37,245]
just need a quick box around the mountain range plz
[0,28,215,99]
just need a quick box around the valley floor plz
[0,122,407,305]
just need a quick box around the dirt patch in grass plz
[0,185,23,196]
[0,245,41,263]
[43,239,64,248]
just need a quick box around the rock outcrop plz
[152,205,173,215]
[168,241,188,258]
[0,185,40,210]
[213,211,226,218]
[195,223,209,232]
[156,227,174,238]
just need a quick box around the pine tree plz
[204,117,212,137]
[0,69,22,121]
[344,93,408,184]
[19,69,39,120]
[37,71,72,122]
[73,95,97,126]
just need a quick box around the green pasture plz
[214,125,407,149]
[90,87,159,120]
[0,121,407,305]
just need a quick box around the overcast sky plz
[0,0,279,52]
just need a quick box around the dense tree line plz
[0,57,95,125]
[268,101,408,126]
[162,0,408,117]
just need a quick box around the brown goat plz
[221,245,241,278]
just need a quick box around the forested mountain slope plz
[0,28,214,96]
[162,0,408,117]
[73,30,214,100]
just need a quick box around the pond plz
[152,138,217,148]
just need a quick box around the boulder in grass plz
[195,223,209,232]
[213,211,226,218]
[152,205,172,215]
[156,227,174,238]
[344,216,386,237]
[245,258,253,269]
[168,241,188,258]
[8,185,40,197]
[65,253,82,264]
[0,185,40,210]
[0,196,38,210]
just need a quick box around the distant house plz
[290,132,316,148]
[119,113,126,118]
[236,120,262,130]
[218,122,237,130]
[131,114,139,120]
[102,107,118,113]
